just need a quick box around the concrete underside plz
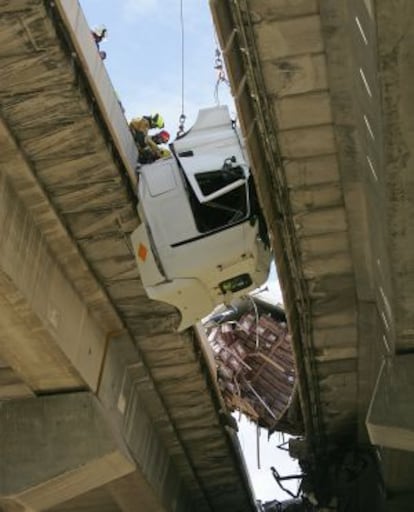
[0,1,255,511]
[211,0,414,509]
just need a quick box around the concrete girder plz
[209,0,359,449]
[214,0,414,506]
[374,0,414,350]
[0,330,192,512]
[367,354,414,452]
[0,166,107,392]
[96,332,191,512]
[0,393,135,512]
[0,8,129,334]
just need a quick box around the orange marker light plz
[138,243,148,262]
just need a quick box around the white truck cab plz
[131,105,271,331]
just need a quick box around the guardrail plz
[55,0,138,187]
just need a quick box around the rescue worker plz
[129,114,165,164]
[91,25,108,60]
[138,130,170,164]
[91,25,107,45]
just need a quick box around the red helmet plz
[158,130,170,143]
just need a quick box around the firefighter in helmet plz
[151,129,170,145]
[91,25,108,60]
[130,114,164,153]
[138,129,170,164]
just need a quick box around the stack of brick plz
[207,311,296,430]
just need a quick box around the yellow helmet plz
[152,113,164,129]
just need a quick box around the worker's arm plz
[146,136,161,156]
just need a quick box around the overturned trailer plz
[131,106,271,330]
[205,296,302,435]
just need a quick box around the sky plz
[81,0,234,138]
[80,0,298,502]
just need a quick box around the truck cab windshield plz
[190,169,248,233]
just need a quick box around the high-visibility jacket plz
[129,116,150,135]
[129,117,160,156]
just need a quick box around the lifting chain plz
[214,46,230,105]
[177,113,186,138]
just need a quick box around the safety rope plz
[177,0,186,137]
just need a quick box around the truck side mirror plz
[222,156,237,170]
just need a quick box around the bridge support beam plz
[0,166,107,392]
[98,333,190,512]
[367,354,414,452]
[0,392,135,512]
[0,333,192,512]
